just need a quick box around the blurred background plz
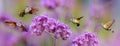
[0,0,120,46]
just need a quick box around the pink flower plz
[72,32,98,46]
[40,0,72,10]
[29,14,48,35]
[40,0,59,10]
[29,14,72,40]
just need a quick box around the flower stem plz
[44,31,57,46]
[53,38,57,46]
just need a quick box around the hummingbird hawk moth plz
[19,6,38,17]
[102,19,115,33]
[4,20,27,32]
[71,16,84,26]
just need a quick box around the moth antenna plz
[77,16,84,20]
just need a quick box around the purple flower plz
[0,12,14,22]
[56,22,71,40]
[30,14,71,40]
[44,18,57,33]
[40,0,59,10]
[40,0,67,10]
[29,14,48,35]
[72,32,98,46]
[0,30,28,46]
[44,19,71,40]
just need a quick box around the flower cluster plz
[29,14,48,35]
[29,14,71,40]
[72,32,98,46]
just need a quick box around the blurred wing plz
[31,7,38,13]
[76,16,84,20]
[4,20,17,27]
[103,19,115,29]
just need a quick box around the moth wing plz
[103,19,115,29]
[4,20,17,27]
[76,16,84,20]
